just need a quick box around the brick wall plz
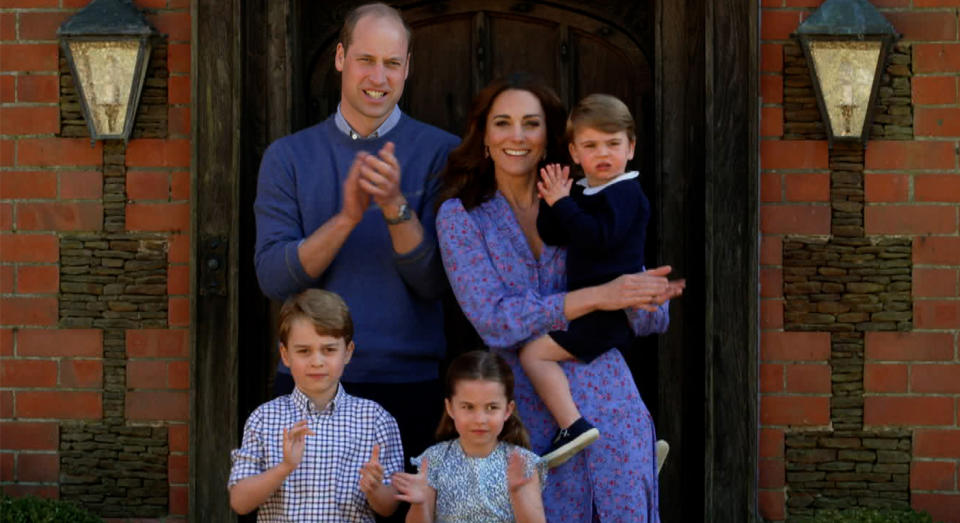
[0,0,190,520]
[760,1,960,522]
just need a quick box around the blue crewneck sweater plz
[254,114,459,382]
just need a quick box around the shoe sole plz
[656,440,669,475]
[542,428,600,469]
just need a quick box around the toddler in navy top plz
[521,94,683,469]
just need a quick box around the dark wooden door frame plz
[192,1,758,521]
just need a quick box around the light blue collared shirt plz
[334,103,402,140]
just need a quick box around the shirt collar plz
[335,104,402,140]
[289,383,345,417]
[577,170,639,195]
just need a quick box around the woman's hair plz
[277,289,353,346]
[567,93,636,142]
[437,73,567,210]
[435,350,531,448]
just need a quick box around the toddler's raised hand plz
[282,420,314,470]
[393,458,430,505]
[359,444,385,495]
[507,450,535,493]
[537,164,572,206]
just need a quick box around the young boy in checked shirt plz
[228,289,402,521]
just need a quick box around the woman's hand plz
[537,164,572,206]
[393,458,431,505]
[596,266,675,312]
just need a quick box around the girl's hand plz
[359,444,384,495]
[393,458,430,505]
[537,164,572,206]
[282,420,314,470]
[507,451,535,493]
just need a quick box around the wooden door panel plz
[405,15,474,134]
[487,14,560,90]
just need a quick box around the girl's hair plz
[435,350,531,449]
[437,73,568,210]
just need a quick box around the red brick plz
[0,329,11,357]
[0,452,11,481]
[18,329,101,357]
[0,0,58,7]
[168,359,189,389]
[0,171,57,199]
[17,391,101,419]
[59,170,102,199]
[762,44,783,72]
[0,422,58,450]
[761,173,782,202]
[126,171,169,200]
[60,359,102,388]
[125,139,190,168]
[915,43,960,73]
[865,141,956,170]
[0,484,58,499]
[761,235,782,265]
[912,493,960,523]
[761,205,831,234]
[915,236,960,265]
[864,363,908,393]
[126,329,187,358]
[912,364,960,394]
[17,75,59,103]
[0,297,57,326]
[18,12,70,41]
[0,359,57,387]
[885,11,957,42]
[915,300,960,329]
[864,173,909,203]
[761,74,783,104]
[150,11,191,42]
[168,233,189,263]
[0,44,58,72]
[761,363,784,392]
[916,0,960,5]
[167,43,190,74]
[761,140,829,170]
[169,296,188,326]
[0,13,13,42]
[758,489,785,521]
[760,267,782,298]
[169,423,188,452]
[17,201,102,231]
[168,264,188,295]
[915,174,960,203]
[0,202,10,230]
[759,428,784,458]
[127,360,168,389]
[126,390,188,421]
[17,453,58,482]
[761,299,784,329]
[761,10,801,41]
[911,461,955,491]
[1,139,12,166]
[916,429,960,458]
[866,331,954,361]
[136,0,169,7]
[916,107,960,137]
[870,0,912,5]
[759,458,785,489]
[761,107,783,137]
[0,265,11,293]
[0,76,12,104]
[168,75,190,105]
[17,138,102,167]
[865,205,956,235]
[168,453,188,484]
[0,233,57,262]
[784,0,823,5]
[914,268,958,297]
[784,172,829,202]
[168,106,190,137]
[913,76,957,105]
[170,170,189,200]
[15,265,58,294]
[169,484,188,515]
[761,396,830,426]
[785,363,830,393]
[126,203,188,232]
[864,396,954,426]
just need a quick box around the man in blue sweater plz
[253,2,459,478]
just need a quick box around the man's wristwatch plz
[385,203,412,225]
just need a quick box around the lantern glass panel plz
[807,40,882,139]
[68,39,141,137]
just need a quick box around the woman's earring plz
[484,145,490,158]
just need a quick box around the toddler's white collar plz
[577,170,639,195]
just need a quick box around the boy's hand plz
[393,458,430,505]
[507,450,535,493]
[359,444,385,495]
[537,164,572,206]
[281,420,314,471]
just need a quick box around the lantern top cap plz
[58,0,155,37]
[796,0,896,37]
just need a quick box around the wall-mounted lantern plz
[58,0,157,143]
[795,0,898,145]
